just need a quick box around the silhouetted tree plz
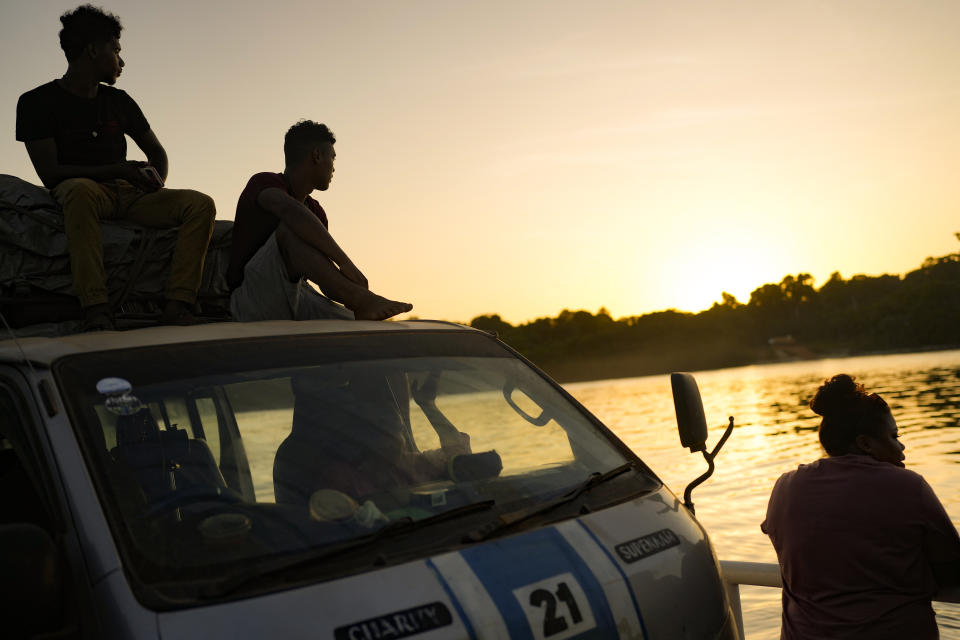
[464,240,960,382]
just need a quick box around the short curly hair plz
[284,120,336,166]
[59,5,122,62]
[810,374,891,456]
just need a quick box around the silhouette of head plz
[284,120,337,189]
[811,374,903,465]
[59,5,122,62]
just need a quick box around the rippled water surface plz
[565,349,960,640]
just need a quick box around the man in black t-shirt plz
[15,6,216,330]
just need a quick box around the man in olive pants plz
[16,5,215,329]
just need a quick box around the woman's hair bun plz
[810,373,864,417]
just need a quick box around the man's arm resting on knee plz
[257,187,368,288]
[24,139,158,191]
[130,129,169,182]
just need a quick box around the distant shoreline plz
[533,342,960,385]
[467,248,960,385]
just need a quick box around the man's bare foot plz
[352,293,413,321]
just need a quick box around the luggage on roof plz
[0,174,232,330]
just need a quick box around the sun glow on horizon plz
[629,221,792,315]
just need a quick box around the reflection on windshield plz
[275,367,503,521]
[58,332,652,602]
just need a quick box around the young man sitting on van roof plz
[15,5,216,330]
[226,121,412,321]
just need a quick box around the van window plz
[0,387,51,528]
[194,396,221,465]
[225,378,293,502]
[55,332,657,606]
[0,382,81,639]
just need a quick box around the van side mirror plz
[671,372,708,452]
[670,372,735,514]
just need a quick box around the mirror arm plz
[682,454,714,515]
[683,416,735,515]
[709,416,735,458]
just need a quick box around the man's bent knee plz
[172,189,216,217]
[187,190,216,211]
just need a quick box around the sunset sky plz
[2,1,959,324]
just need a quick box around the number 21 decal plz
[513,573,597,640]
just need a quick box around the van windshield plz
[56,330,658,605]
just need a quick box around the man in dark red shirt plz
[227,121,411,321]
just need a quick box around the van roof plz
[0,319,477,367]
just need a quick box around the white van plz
[0,319,737,639]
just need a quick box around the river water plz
[564,348,960,639]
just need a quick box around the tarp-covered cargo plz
[0,174,232,329]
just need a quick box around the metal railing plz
[719,560,960,640]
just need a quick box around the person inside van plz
[226,120,411,322]
[273,370,472,507]
[762,374,960,640]
[15,5,216,330]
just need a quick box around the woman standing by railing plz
[761,374,960,639]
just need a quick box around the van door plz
[0,367,100,639]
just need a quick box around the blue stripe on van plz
[426,558,478,640]
[576,520,648,640]
[458,527,616,640]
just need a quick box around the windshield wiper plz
[208,499,496,598]
[463,462,636,543]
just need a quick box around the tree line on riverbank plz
[467,246,960,383]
